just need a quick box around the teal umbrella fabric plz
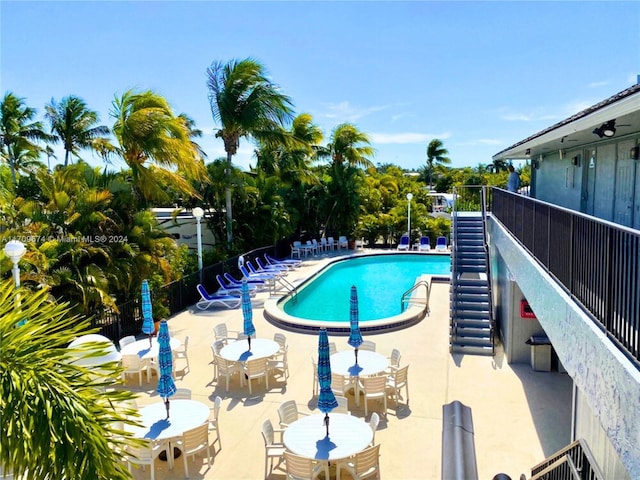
[317,328,338,435]
[347,285,363,363]
[156,320,176,418]
[242,280,255,350]
[141,279,154,347]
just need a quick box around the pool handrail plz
[401,280,431,314]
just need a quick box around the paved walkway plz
[124,250,573,480]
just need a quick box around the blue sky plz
[2,1,639,172]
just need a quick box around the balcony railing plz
[491,188,640,370]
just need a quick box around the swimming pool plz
[264,252,451,333]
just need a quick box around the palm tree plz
[44,95,111,166]
[0,92,49,186]
[319,123,374,169]
[0,281,139,479]
[206,58,294,244]
[110,89,207,205]
[425,138,451,190]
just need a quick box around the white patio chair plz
[118,335,136,350]
[334,395,350,414]
[244,357,269,395]
[215,355,242,391]
[171,388,191,400]
[172,335,189,376]
[277,400,309,428]
[360,375,388,417]
[368,412,380,445]
[121,354,149,386]
[209,395,222,451]
[213,323,240,345]
[261,419,286,479]
[124,438,170,480]
[284,450,330,480]
[331,373,354,398]
[387,364,409,405]
[337,443,381,480]
[360,340,376,352]
[173,423,211,477]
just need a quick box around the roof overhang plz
[493,84,640,161]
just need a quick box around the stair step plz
[454,285,488,294]
[450,343,494,356]
[453,317,492,328]
[454,292,489,302]
[453,309,490,320]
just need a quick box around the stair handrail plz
[400,280,430,313]
[481,186,496,355]
[450,187,460,340]
[529,438,604,480]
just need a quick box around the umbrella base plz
[159,447,182,461]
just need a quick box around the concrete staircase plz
[450,213,494,356]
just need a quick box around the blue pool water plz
[283,254,450,322]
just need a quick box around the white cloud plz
[587,80,610,88]
[370,132,451,144]
[320,101,392,122]
[500,111,559,122]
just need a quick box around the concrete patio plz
[123,250,573,480]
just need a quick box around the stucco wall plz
[534,150,582,211]
[488,216,640,478]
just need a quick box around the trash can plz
[526,335,551,372]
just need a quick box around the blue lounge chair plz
[265,253,301,269]
[239,265,277,284]
[216,275,258,296]
[196,284,242,310]
[255,257,289,273]
[435,236,448,252]
[397,235,410,251]
[247,259,286,278]
[418,236,431,252]
[223,272,268,291]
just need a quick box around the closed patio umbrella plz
[317,328,338,436]
[347,285,363,363]
[242,280,255,350]
[156,320,177,418]
[141,279,154,348]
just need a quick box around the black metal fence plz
[91,243,284,342]
[491,188,640,370]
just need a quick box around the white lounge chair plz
[418,236,431,252]
[338,235,349,249]
[196,284,242,310]
[435,236,449,252]
[397,235,410,251]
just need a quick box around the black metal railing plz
[90,244,282,342]
[491,188,640,370]
[530,439,604,480]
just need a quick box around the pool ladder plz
[276,276,298,304]
[400,280,431,313]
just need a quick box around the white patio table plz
[120,337,181,361]
[330,350,389,406]
[219,337,279,362]
[125,399,210,466]
[283,413,372,478]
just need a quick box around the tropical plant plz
[44,95,111,166]
[206,58,294,244]
[110,89,208,205]
[318,123,374,169]
[0,92,50,186]
[0,281,139,479]
[424,138,451,189]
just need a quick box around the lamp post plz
[4,240,26,289]
[193,207,204,282]
[406,193,413,243]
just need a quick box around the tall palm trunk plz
[225,151,234,244]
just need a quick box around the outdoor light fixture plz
[593,120,616,138]
[192,207,204,279]
[630,146,639,160]
[4,240,26,289]
[406,193,413,240]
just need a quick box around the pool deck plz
[124,248,573,480]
